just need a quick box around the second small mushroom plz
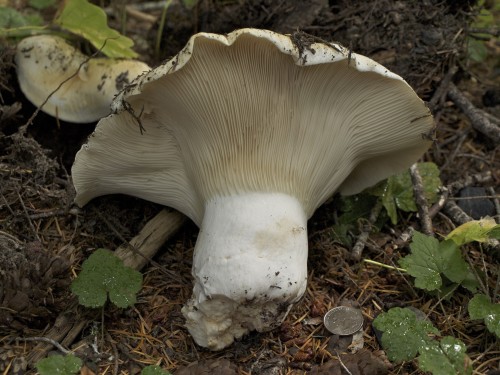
[15,35,150,123]
[72,29,434,350]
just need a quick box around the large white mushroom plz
[71,29,434,350]
[15,35,150,123]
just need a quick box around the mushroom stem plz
[182,192,308,350]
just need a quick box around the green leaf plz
[468,294,490,319]
[54,0,138,58]
[0,6,44,28]
[439,239,469,284]
[330,223,354,247]
[374,308,473,373]
[369,162,441,224]
[459,269,480,293]
[373,307,438,363]
[399,232,477,292]
[141,365,172,375]
[370,176,406,224]
[36,354,82,375]
[0,7,46,38]
[446,218,500,246]
[472,4,495,29]
[329,193,380,246]
[0,7,28,28]
[468,37,488,63]
[468,294,500,337]
[418,336,472,375]
[488,226,500,239]
[399,232,443,291]
[71,248,143,308]
[337,193,378,225]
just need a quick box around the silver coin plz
[323,306,364,335]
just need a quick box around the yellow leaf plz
[446,218,499,246]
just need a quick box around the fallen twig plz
[125,5,158,23]
[487,186,500,222]
[447,170,492,195]
[410,163,433,236]
[16,337,71,355]
[448,83,500,143]
[429,66,457,110]
[114,209,186,271]
[351,200,383,261]
[468,27,500,37]
[16,191,41,243]
[482,110,500,126]
[392,171,493,250]
[443,200,472,225]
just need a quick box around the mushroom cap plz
[15,35,150,123]
[72,28,433,224]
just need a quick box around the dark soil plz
[1,0,499,374]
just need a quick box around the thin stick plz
[16,337,71,355]
[448,171,492,195]
[154,0,173,60]
[443,200,472,225]
[125,5,157,23]
[16,191,41,242]
[429,66,457,109]
[487,186,500,221]
[335,351,353,375]
[106,0,169,13]
[114,209,185,270]
[351,200,383,261]
[469,27,500,37]
[409,163,433,236]
[448,83,500,143]
[392,171,492,250]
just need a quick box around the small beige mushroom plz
[71,29,434,350]
[15,35,150,123]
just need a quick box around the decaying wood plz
[115,209,186,270]
[26,209,185,365]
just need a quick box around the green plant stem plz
[118,0,127,35]
[0,25,50,38]
[363,259,407,272]
[101,306,105,345]
[155,0,173,60]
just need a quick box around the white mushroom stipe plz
[15,35,150,123]
[71,28,435,350]
[183,193,308,350]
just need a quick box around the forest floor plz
[0,0,499,374]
